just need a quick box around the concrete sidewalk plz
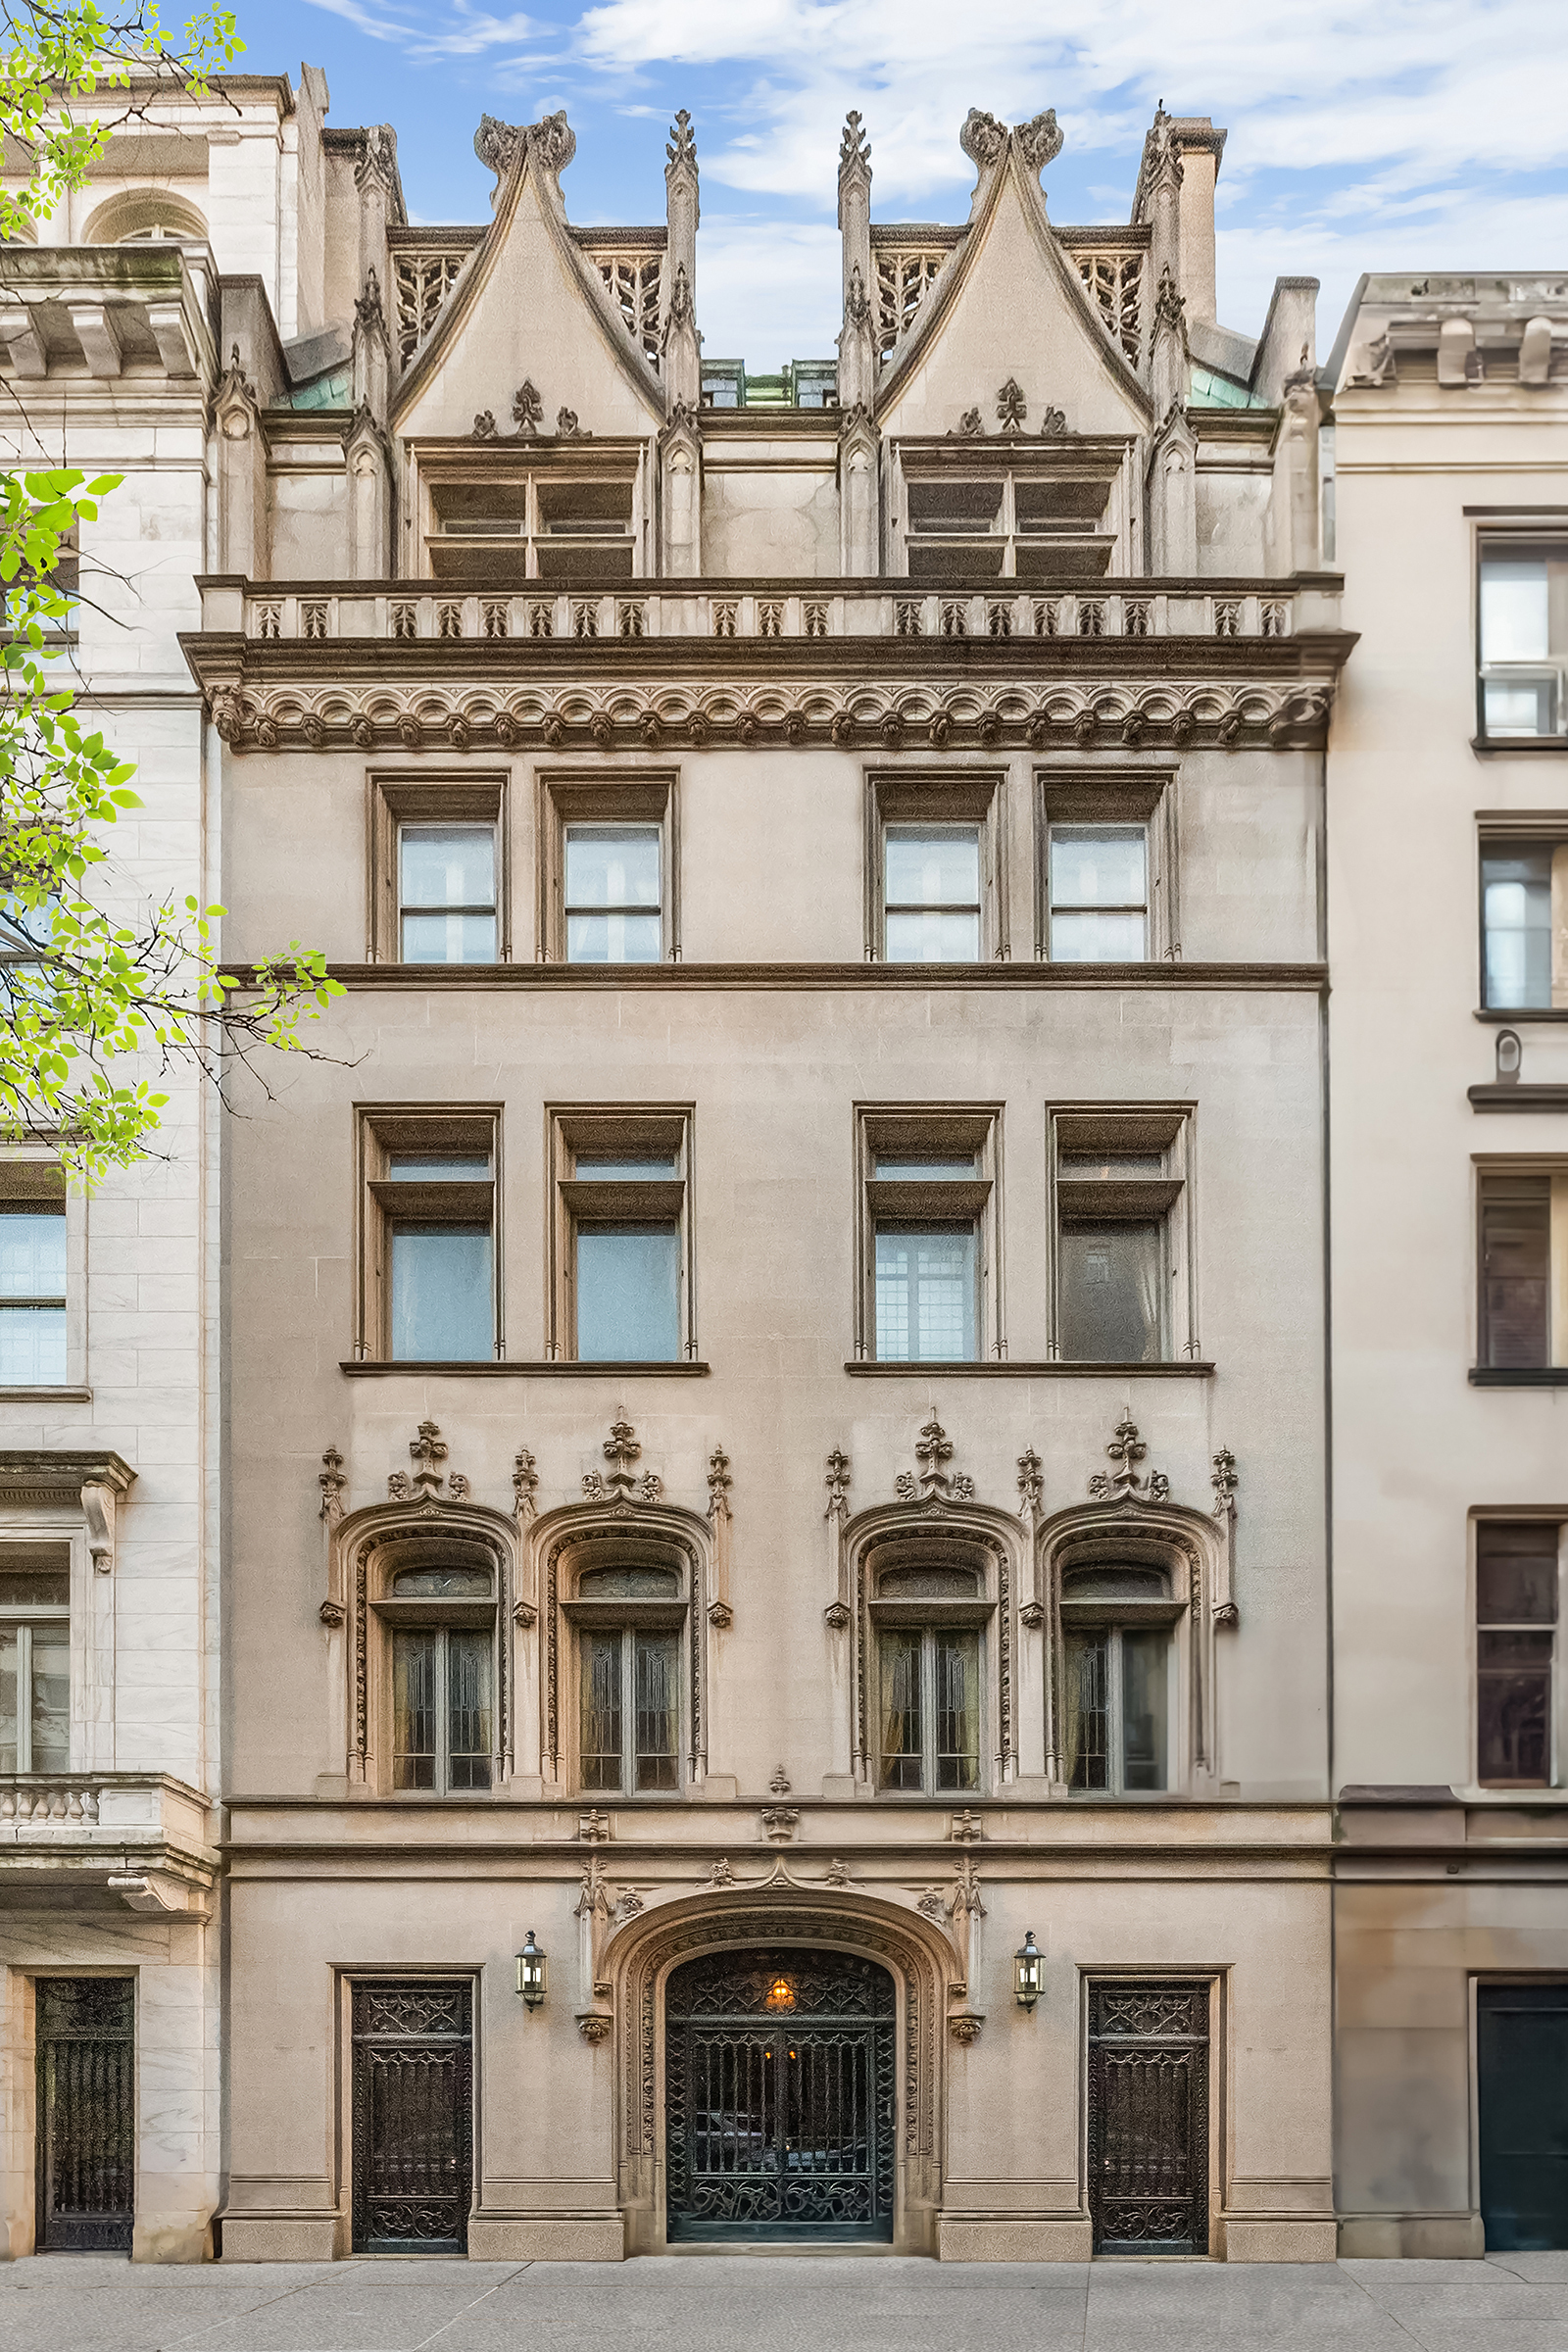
[3,2253,1568,2352]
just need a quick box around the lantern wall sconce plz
[1014,1930,1042,2010]
[515,1930,548,2008]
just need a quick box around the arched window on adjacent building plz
[81,190,208,246]
[1058,1558,1184,1793]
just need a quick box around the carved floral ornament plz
[473,107,576,184]
[959,105,1062,177]
[896,1416,974,1508]
[208,681,1334,760]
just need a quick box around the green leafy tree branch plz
[0,4,345,1181]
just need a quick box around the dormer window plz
[899,453,1120,584]
[422,462,639,583]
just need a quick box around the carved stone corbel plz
[80,1483,116,1574]
[707,1446,732,1627]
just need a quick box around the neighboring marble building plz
[179,83,1348,2265]
[0,71,329,2260]
[1327,273,1568,2258]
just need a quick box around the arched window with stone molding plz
[81,189,208,245]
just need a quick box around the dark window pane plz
[1121,1629,1169,1791]
[446,1628,492,1790]
[390,1226,492,1361]
[577,1567,679,1598]
[878,1629,923,1790]
[1479,1652,1552,1784]
[393,1631,437,1789]
[634,1633,679,1790]
[391,1566,493,1598]
[1065,1630,1109,1790]
[1480,1179,1550,1369]
[1059,1221,1162,1362]
[934,1630,979,1791]
[1482,847,1552,1009]
[874,1226,976,1361]
[580,1629,623,1791]
[1478,1523,1560,1626]
[575,1224,680,1361]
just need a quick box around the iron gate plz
[35,1977,134,2253]
[665,1946,896,2241]
[1087,1980,1209,2254]
[351,1980,472,2254]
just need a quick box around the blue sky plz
[262,0,1568,367]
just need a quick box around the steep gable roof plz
[876,122,1151,442]
[393,113,663,440]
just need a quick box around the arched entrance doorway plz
[664,1945,896,2242]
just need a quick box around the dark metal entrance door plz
[665,1946,895,2241]
[351,1980,472,2254]
[35,1978,134,2253]
[1479,1981,1568,2249]
[1088,1980,1209,2254]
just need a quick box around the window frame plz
[1047,1103,1197,1365]
[356,1105,503,1364]
[1472,1513,1567,1790]
[560,1552,690,1797]
[0,1154,85,1397]
[367,771,511,965]
[368,1541,502,1798]
[864,770,1006,963]
[546,1104,696,1364]
[1035,766,1176,963]
[537,768,679,965]
[890,442,1128,583]
[1475,523,1568,749]
[1059,1620,1178,1795]
[1474,1157,1568,1375]
[0,1544,72,1774]
[410,438,651,584]
[1477,814,1568,1013]
[854,1104,1003,1364]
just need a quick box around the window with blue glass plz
[859,1110,997,1363]
[1481,838,1567,1009]
[363,1114,498,1363]
[0,1178,67,1387]
[554,1111,691,1362]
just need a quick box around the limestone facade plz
[6,70,1350,2262]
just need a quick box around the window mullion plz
[622,1628,636,1793]
[921,1629,937,1794]
[435,1628,451,1797]
[1107,1627,1124,1795]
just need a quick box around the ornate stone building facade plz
[1327,271,1568,2258]
[6,67,1351,2261]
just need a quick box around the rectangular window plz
[1479,537,1568,741]
[421,461,639,583]
[565,826,662,963]
[1037,770,1172,962]
[1049,825,1149,961]
[368,776,508,964]
[1050,1108,1192,1363]
[392,1626,493,1793]
[399,823,497,964]
[0,1545,70,1774]
[1477,1521,1560,1787]
[551,1108,693,1362]
[868,774,1004,962]
[360,1110,499,1363]
[899,458,1120,583]
[877,1625,979,1793]
[541,773,676,963]
[0,1200,66,1385]
[858,1108,999,1363]
[579,1627,679,1792]
[1481,839,1568,1009]
[1063,1626,1170,1793]
[1477,1170,1568,1371]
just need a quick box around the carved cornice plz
[196,666,1340,757]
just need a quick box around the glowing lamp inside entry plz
[764,1975,797,2010]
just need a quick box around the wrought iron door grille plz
[1087,1980,1209,2254]
[351,1980,473,2254]
[665,1947,895,2241]
[35,1977,134,2252]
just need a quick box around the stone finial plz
[1015,109,1062,173]
[1088,1413,1169,1506]
[839,109,871,181]
[665,108,697,174]
[959,108,1006,172]
[895,1417,975,1506]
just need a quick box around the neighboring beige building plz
[1328,275,1568,2258]
[173,83,1349,2265]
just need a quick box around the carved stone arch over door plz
[605,1887,952,2255]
